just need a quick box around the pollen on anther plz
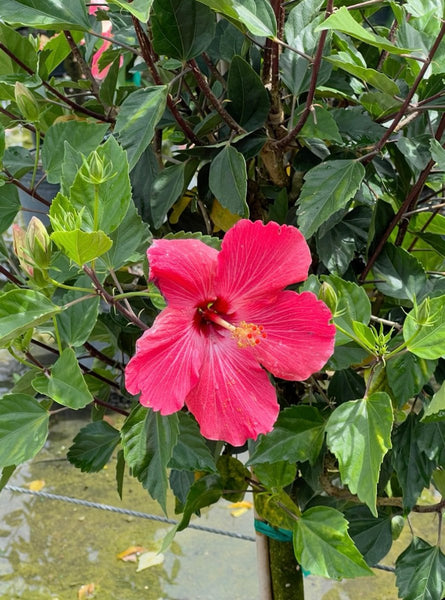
[232,321,267,348]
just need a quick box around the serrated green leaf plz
[345,506,393,567]
[107,0,154,21]
[253,461,297,490]
[227,55,270,132]
[0,394,49,468]
[67,421,120,472]
[318,7,413,54]
[42,121,108,184]
[293,506,373,579]
[403,295,445,359]
[297,160,365,238]
[0,0,91,30]
[326,392,393,516]
[209,145,248,217]
[121,404,179,513]
[0,289,61,347]
[151,0,215,60]
[32,348,93,409]
[195,0,276,37]
[168,412,217,473]
[114,86,168,171]
[51,230,113,265]
[387,352,436,408]
[373,243,427,301]
[0,183,20,233]
[164,230,222,249]
[247,406,325,466]
[396,537,445,600]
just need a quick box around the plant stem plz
[63,30,103,105]
[4,169,51,208]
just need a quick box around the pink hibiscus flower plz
[125,220,335,446]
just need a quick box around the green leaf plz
[0,465,17,492]
[99,56,120,107]
[247,406,325,466]
[326,54,399,95]
[3,146,34,178]
[51,230,113,265]
[430,138,445,169]
[253,461,297,490]
[164,230,221,250]
[396,537,445,600]
[121,404,179,513]
[328,368,366,403]
[0,183,20,234]
[227,55,270,132]
[55,277,99,347]
[0,23,37,72]
[67,421,120,472]
[168,412,217,473]
[372,243,427,301]
[70,136,132,234]
[345,506,393,567]
[151,0,215,60]
[297,160,365,238]
[392,414,436,509]
[318,7,412,54]
[115,448,125,500]
[422,382,445,423]
[387,352,436,408]
[326,392,393,516]
[42,121,108,184]
[293,506,373,579]
[0,0,91,30]
[298,105,343,144]
[322,275,372,346]
[114,86,168,171]
[107,0,154,21]
[101,201,152,270]
[38,30,83,79]
[150,162,186,229]
[176,472,223,531]
[32,348,94,410]
[0,289,61,347]
[209,145,248,217]
[0,394,49,468]
[216,455,249,502]
[403,295,445,359]
[195,0,276,37]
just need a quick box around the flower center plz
[199,304,267,348]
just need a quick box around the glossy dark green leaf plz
[42,121,108,184]
[316,221,355,275]
[227,55,270,132]
[326,392,393,516]
[208,145,248,217]
[151,0,215,60]
[120,404,179,512]
[345,506,393,567]
[247,406,325,466]
[0,289,61,347]
[0,23,37,72]
[328,368,366,404]
[150,162,186,229]
[67,421,120,472]
[422,382,445,423]
[297,160,365,238]
[115,448,125,500]
[387,352,436,408]
[0,394,49,468]
[253,461,297,490]
[0,0,91,30]
[0,183,20,233]
[293,506,373,579]
[114,86,168,170]
[32,348,93,409]
[396,537,445,600]
[195,0,276,37]
[55,277,99,347]
[169,412,217,473]
[392,414,436,509]
[373,244,427,301]
[176,473,223,531]
[107,0,154,21]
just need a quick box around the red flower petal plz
[185,331,279,446]
[215,220,311,309]
[148,239,218,307]
[125,308,205,414]
[245,290,335,380]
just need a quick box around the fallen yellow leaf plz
[28,480,45,492]
[117,546,147,562]
[78,583,96,599]
[228,501,253,509]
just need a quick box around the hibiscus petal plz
[185,331,279,446]
[125,308,205,414]
[215,220,311,309]
[148,239,218,307]
[245,290,335,380]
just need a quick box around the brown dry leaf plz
[78,583,96,599]
[117,545,147,562]
[28,480,45,491]
[136,551,165,572]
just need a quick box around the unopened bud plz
[14,82,40,123]
[318,282,338,314]
[80,151,116,185]
[26,217,51,270]
[12,224,33,277]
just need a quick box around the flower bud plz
[26,217,51,270]
[14,82,40,123]
[12,224,34,277]
[80,151,116,185]
[318,282,338,314]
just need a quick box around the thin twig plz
[4,169,51,208]
[63,30,102,103]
